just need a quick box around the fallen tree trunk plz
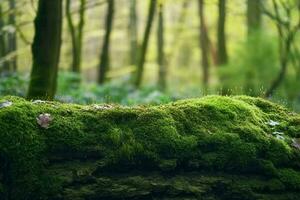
[0,96,300,200]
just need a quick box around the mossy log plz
[0,96,300,200]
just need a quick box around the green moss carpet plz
[0,96,300,200]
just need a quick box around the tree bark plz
[247,0,262,35]
[66,0,86,73]
[217,0,228,65]
[198,0,210,89]
[27,0,63,100]
[98,0,114,84]
[134,0,157,88]
[157,3,166,91]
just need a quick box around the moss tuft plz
[0,95,299,199]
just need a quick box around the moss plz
[0,95,299,199]
[278,169,300,190]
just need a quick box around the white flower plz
[92,104,113,110]
[272,131,283,135]
[268,120,280,126]
[37,113,53,129]
[32,100,46,104]
[0,101,12,109]
[276,135,285,140]
[292,138,300,150]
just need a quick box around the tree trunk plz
[66,0,86,73]
[129,0,138,67]
[98,0,114,84]
[0,5,5,74]
[217,0,228,66]
[247,0,261,35]
[134,0,156,88]
[7,0,17,72]
[0,5,10,75]
[157,3,166,91]
[27,0,63,100]
[198,0,210,89]
[265,37,292,97]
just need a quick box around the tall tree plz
[198,0,210,88]
[217,0,228,65]
[157,2,166,91]
[7,0,17,72]
[98,0,114,84]
[134,0,157,88]
[27,0,63,100]
[66,0,86,73]
[247,0,262,35]
[129,0,138,68]
[0,4,10,74]
[165,0,189,67]
[0,5,5,74]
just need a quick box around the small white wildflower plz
[272,131,284,135]
[37,113,53,129]
[292,138,300,150]
[32,100,46,104]
[0,101,12,109]
[267,120,280,126]
[276,135,285,140]
[92,104,113,110]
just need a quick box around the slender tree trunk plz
[77,0,85,72]
[165,0,189,67]
[0,5,10,75]
[265,36,292,97]
[0,5,5,74]
[247,0,261,35]
[157,3,166,91]
[198,0,210,89]
[7,0,17,72]
[217,0,228,65]
[134,0,157,88]
[129,0,138,67]
[98,0,114,84]
[27,0,63,100]
[66,0,86,73]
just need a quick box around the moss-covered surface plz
[0,95,299,200]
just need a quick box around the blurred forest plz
[0,0,299,111]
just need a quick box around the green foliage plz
[0,95,299,199]
[219,32,279,96]
[0,74,28,96]
[278,169,300,190]
[0,72,172,105]
[218,32,300,111]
